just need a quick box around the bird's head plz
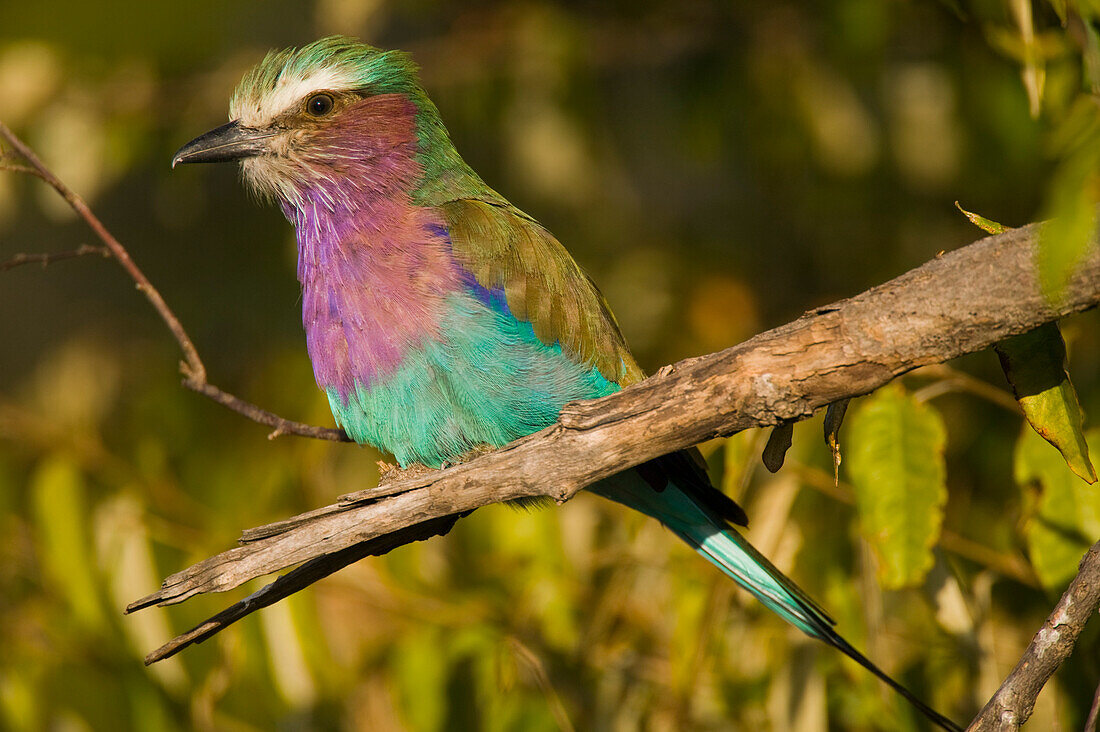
[173,37,439,205]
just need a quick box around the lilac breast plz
[288,187,464,399]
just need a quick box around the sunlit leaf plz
[30,456,106,631]
[393,627,447,731]
[1039,98,1100,300]
[94,493,187,690]
[126,684,175,732]
[1017,426,1100,589]
[996,323,1096,484]
[954,201,1009,234]
[1083,19,1100,94]
[259,587,318,709]
[0,669,40,732]
[1048,0,1067,23]
[847,385,948,589]
[722,429,759,499]
[1009,0,1045,117]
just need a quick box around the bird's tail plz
[591,462,962,732]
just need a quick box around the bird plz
[173,36,961,731]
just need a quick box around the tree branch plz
[1086,676,1100,732]
[0,121,349,442]
[124,222,1099,670]
[6,119,1100,726]
[1,245,110,271]
[139,513,466,664]
[966,541,1100,731]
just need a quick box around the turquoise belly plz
[326,294,619,467]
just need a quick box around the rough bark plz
[5,120,1100,722]
[126,223,1099,669]
[966,541,1100,731]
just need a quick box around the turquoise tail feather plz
[591,465,962,732]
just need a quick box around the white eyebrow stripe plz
[235,66,361,127]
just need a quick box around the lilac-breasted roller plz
[173,37,959,731]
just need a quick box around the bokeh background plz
[2,1,1099,730]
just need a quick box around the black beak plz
[171,121,273,168]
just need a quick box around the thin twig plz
[0,121,206,382]
[1,245,110,272]
[183,380,349,442]
[0,160,48,181]
[910,364,1023,414]
[0,120,348,442]
[4,116,1100,731]
[1086,678,1100,732]
[967,541,1100,730]
[507,637,577,732]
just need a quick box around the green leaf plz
[721,429,758,499]
[847,385,948,589]
[996,323,1096,483]
[393,627,448,731]
[30,456,106,631]
[1048,0,1067,23]
[955,202,1009,234]
[1017,426,1100,589]
[1039,97,1100,300]
[1008,0,1044,117]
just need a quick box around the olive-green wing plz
[442,198,751,532]
[439,197,644,386]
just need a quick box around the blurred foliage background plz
[2,0,1099,730]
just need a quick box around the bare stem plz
[1086,678,1100,732]
[0,120,347,442]
[0,121,207,382]
[1,245,110,271]
[4,118,1100,732]
[125,221,1099,669]
[966,542,1100,731]
[183,379,349,442]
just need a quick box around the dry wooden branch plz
[1,122,206,381]
[139,514,466,663]
[0,244,110,271]
[1086,677,1100,732]
[6,118,1100,726]
[967,541,1100,731]
[125,222,1099,667]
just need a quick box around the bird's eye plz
[306,93,335,117]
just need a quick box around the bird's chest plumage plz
[295,201,458,392]
[291,198,616,467]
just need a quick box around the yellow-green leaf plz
[393,627,447,731]
[721,429,758,499]
[1048,0,1067,23]
[847,385,948,589]
[995,323,1096,484]
[30,456,106,631]
[1009,0,1044,117]
[1039,97,1100,300]
[1017,426,1100,589]
[955,202,1009,234]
